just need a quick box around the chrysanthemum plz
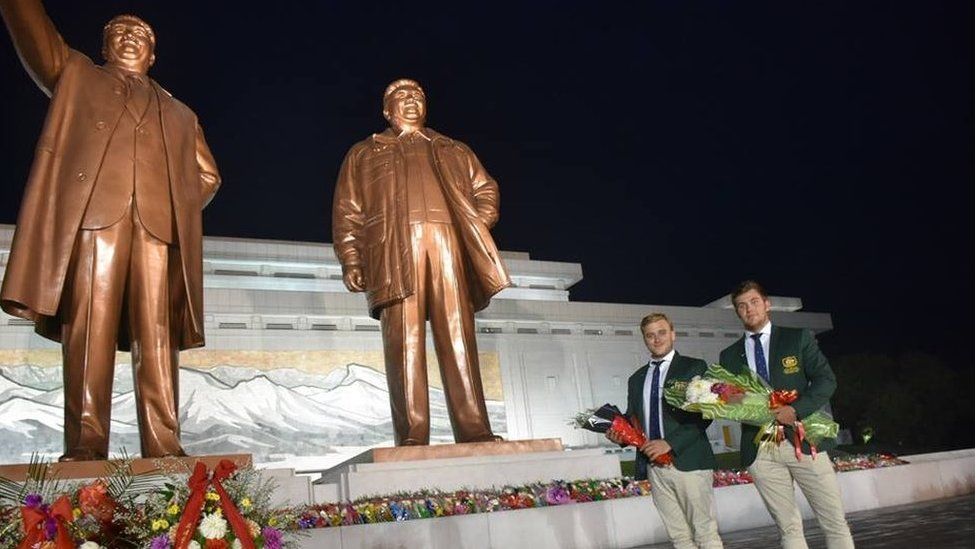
[198,512,228,539]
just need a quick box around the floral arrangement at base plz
[0,457,297,549]
[712,470,754,487]
[831,453,907,472]
[293,478,652,528]
[286,452,909,530]
[0,452,910,542]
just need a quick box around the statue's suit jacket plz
[719,325,838,467]
[624,353,716,480]
[333,128,510,319]
[0,0,220,350]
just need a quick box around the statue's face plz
[102,18,155,74]
[385,86,427,129]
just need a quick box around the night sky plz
[0,2,971,369]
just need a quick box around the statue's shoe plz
[399,439,427,446]
[464,434,505,443]
[145,448,189,459]
[58,450,107,462]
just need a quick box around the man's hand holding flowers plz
[640,439,672,460]
[772,405,797,425]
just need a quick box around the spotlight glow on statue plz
[333,79,511,445]
[0,0,220,461]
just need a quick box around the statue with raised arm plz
[333,79,510,445]
[0,0,220,461]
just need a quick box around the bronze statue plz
[333,79,511,445]
[0,0,220,460]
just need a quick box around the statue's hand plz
[343,266,365,292]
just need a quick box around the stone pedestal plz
[0,453,315,507]
[313,439,621,502]
[372,438,563,462]
[0,453,252,481]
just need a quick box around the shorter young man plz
[609,312,723,549]
[720,280,853,549]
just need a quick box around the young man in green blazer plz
[609,313,723,549]
[719,281,853,549]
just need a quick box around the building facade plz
[0,225,832,465]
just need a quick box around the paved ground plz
[640,495,974,548]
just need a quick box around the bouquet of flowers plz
[664,364,839,460]
[0,456,294,549]
[122,460,290,549]
[572,403,673,466]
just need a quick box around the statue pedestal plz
[313,439,620,502]
[0,453,251,481]
[0,453,313,507]
[373,437,563,462]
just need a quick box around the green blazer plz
[719,325,838,467]
[624,353,717,479]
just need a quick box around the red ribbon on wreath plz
[173,460,256,549]
[768,389,817,461]
[18,495,74,549]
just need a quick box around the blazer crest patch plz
[782,355,800,374]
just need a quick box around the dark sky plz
[0,2,971,366]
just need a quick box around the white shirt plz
[744,321,772,377]
[641,349,675,439]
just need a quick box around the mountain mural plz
[0,363,507,464]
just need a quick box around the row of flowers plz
[294,477,652,529]
[0,453,906,547]
[290,452,905,528]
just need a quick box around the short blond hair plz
[639,312,674,332]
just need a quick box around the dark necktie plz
[648,360,664,440]
[751,333,770,383]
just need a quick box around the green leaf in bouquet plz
[704,364,769,394]
[102,448,169,506]
[0,475,22,506]
[569,410,594,428]
[801,411,840,447]
[687,401,775,426]
[663,382,688,409]
[0,453,63,506]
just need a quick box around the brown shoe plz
[144,448,189,459]
[399,439,426,446]
[464,434,505,443]
[58,450,106,462]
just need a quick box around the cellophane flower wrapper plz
[571,404,647,446]
[570,403,624,435]
[664,364,839,448]
[571,403,674,466]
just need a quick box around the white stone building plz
[0,225,832,464]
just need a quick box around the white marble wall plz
[290,449,975,549]
[0,226,835,459]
